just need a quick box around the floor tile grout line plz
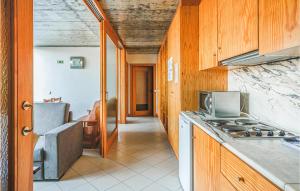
[34,117,182,191]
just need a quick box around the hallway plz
[34,117,182,191]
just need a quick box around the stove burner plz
[235,119,258,125]
[204,117,296,139]
[222,125,247,133]
[206,120,230,127]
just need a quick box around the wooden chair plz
[81,101,101,148]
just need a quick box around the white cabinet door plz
[179,115,193,191]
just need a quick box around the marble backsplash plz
[228,58,300,134]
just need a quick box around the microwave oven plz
[198,91,241,118]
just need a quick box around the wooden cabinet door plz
[219,173,237,191]
[199,0,218,70]
[259,0,300,54]
[193,125,220,191]
[218,0,258,61]
[221,147,281,191]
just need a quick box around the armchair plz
[33,103,83,180]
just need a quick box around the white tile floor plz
[34,117,183,191]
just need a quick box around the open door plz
[3,0,34,190]
[100,21,121,156]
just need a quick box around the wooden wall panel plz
[180,5,199,111]
[158,38,168,131]
[157,51,161,117]
[119,49,127,123]
[157,4,228,158]
[167,7,181,157]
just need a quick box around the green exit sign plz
[57,60,64,64]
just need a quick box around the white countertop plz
[181,111,300,191]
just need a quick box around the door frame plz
[130,64,156,116]
[100,20,122,157]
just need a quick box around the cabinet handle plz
[213,53,216,56]
[218,47,221,50]
[238,177,245,183]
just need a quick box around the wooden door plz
[259,0,300,54]
[193,125,220,191]
[199,0,218,70]
[218,0,258,61]
[11,0,34,190]
[131,66,153,116]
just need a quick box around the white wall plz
[34,47,100,119]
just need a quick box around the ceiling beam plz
[83,0,125,49]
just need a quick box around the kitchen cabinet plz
[219,173,237,191]
[259,0,300,55]
[193,125,220,191]
[221,146,281,191]
[217,0,258,61]
[199,0,218,70]
[192,124,282,191]
[199,0,258,70]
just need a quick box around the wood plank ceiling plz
[34,0,100,47]
[99,0,179,54]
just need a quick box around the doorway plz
[131,65,154,116]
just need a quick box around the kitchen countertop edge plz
[181,112,299,191]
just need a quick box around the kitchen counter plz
[181,111,300,191]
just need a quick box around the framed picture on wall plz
[70,57,85,69]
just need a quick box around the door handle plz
[22,126,33,136]
[22,101,33,110]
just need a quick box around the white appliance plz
[179,114,193,191]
